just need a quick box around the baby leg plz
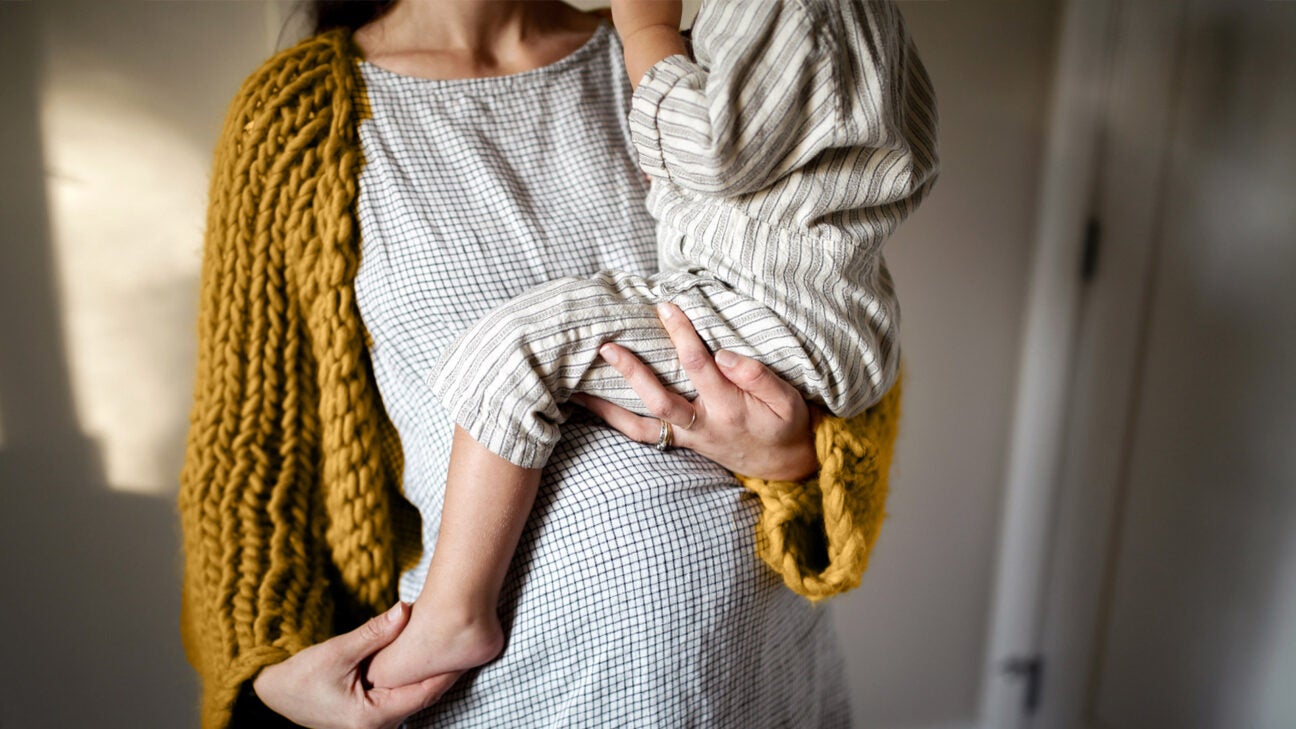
[365,426,538,688]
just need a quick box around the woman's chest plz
[352,70,658,369]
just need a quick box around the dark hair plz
[308,0,397,35]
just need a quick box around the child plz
[368,0,938,688]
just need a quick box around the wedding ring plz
[655,419,674,451]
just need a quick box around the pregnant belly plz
[548,409,742,495]
[406,410,823,727]
[530,410,767,600]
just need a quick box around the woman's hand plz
[251,602,458,729]
[570,302,822,481]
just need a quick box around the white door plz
[1026,0,1296,726]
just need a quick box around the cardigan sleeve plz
[178,36,356,729]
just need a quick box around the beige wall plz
[0,1,1060,727]
[840,2,1061,727]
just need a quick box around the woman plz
[179,1,900,727]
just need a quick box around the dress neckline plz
[356,21,610,91]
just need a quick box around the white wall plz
[0,1,1060,727]
[0,2,274,727]
[834,3,1061,727]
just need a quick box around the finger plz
[655,302,737,402]
[572,393,697,452]
[331,602,408,664]
[597,343,697,428]
[570,393,660,444]
[713,349,802,420]
[807,402,827,431]
[371,673,461,727]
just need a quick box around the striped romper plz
[428,0,939,469]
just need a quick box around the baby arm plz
[611,0,686,88]
[619,0,844,197]
[621,0,938,205]
[427,267,896,472]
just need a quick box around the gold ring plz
[682,409,698,430]
[655,419,674,451]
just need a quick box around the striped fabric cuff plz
[627,53,696,184]
[428,355,557,470]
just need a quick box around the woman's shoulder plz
[241,27,359,91]
[203,28,364,261]
[218,28,362,142]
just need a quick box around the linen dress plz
[427,0,938,471]
[353,22,852,728]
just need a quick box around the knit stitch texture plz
[177,27,902,729]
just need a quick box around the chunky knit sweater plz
[178,27,902,729]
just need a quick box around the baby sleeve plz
[628,0,842,197]
[629,0,930,201]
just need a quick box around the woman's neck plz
[371,0,531,54]
[353,0,601,80]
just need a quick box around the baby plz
[368,0,938,688]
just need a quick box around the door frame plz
[977,0,1190,726]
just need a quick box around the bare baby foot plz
[366,603,505,689]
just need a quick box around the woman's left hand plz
[570,302,821,482]
[251,602,457,729]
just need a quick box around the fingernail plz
[715,349,739,368]
[386,602,404,623]
[656,302,675,321]
[599,344,620,365]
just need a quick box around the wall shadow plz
[0,3,198,726]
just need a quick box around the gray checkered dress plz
[353,21,852,729]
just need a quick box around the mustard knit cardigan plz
[178,27,903,729]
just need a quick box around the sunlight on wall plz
[1250,524,1296,726]
[41,68,206,496]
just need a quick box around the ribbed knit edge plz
[737,366,904,601]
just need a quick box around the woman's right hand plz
[572,302,822,482]
[252,602,457,729]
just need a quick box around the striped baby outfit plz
[428,0,939,469]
